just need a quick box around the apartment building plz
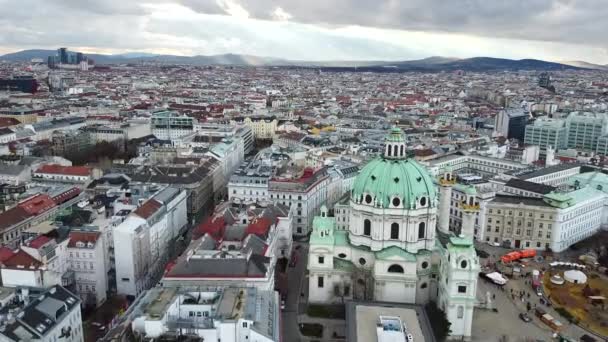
[114,187,188,297]
[269,167,329,236]
[0,285,84,342]
[484,187,605,252]
[67,231,108,307]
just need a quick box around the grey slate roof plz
[504,178,556,194]
[0,164,28,176]
[166,253,269,278]
[491,194,553,207]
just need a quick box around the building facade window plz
[418,222,426,239]
[390,223,399,239]
[387,264,404,273]
[363,219,371,236]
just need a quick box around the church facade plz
[307,128,479,340]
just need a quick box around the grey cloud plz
[0,0,605,63]
[179,0,608,47]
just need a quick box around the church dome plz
[352,128,437,209]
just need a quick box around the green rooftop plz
[310,215,337,246]
[385,127,406,142]
[352,157,437,209]
[375,246,417,261]
[449,236,473,248]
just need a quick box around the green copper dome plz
[352,157,437,209]
[352,127,437,209]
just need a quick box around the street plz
[282,241,309,342]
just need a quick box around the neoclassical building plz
[308,128,479,340]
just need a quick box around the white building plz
[269,167,330,236]
[114,187,188,297]
[131,287,279,342]
[33,164,94,183]
[307,128,479,340]
[484,187,606,251]
[207,138,245,202]
[0,128,16,143]
[67,231,108,307]
[228,161,272,204]
[424,154,526,178]
[151,110,198,140]
[0,164,31,185]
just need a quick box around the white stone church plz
[307,128,480,340]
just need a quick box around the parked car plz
[519,313,532,323]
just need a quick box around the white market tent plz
[563,270,588,284]
[486,272,508,285]
[550,274,565,285]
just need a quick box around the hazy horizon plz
[0,1,607,64]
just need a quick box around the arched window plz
[390,223,399,239]
[392,197,400,207]
[387,145,392,156]
[460,260,468,269]
[365,194,372,204]
[418,222,426,239]
[420,282,428,289]
[420,197,427,207]
[387,264,404,273]
[363,219,371,236]
[400,145,404,157]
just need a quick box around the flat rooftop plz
[144,287,178,320]
[347,301,436,342]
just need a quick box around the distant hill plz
[0,49,591,71]
[560,60,608,70]
[0,49,56,61]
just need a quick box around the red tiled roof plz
[1,250,42,269]
[27,235,51,249]
[132,199,162,219]
[245,217,272,237]
[68,231,101,248]
[35,164,92,177]
[18,194,56,216]
[195,216,225,240]
[0,206,32,232]
[52,187,81,205]
[0,117,21,128]
[0,247,15,262]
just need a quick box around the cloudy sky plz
[0,0,607,64]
